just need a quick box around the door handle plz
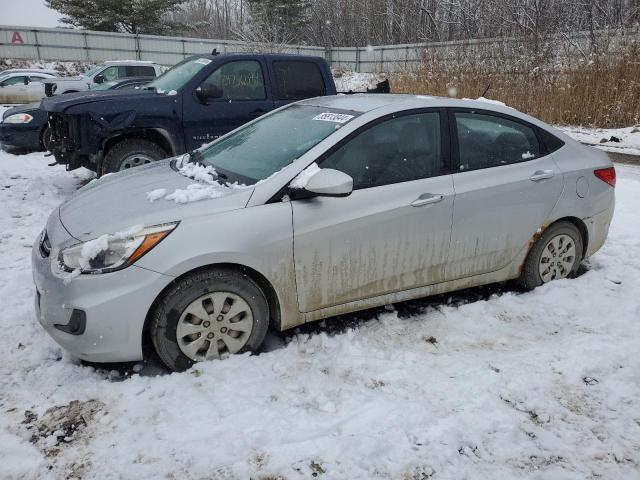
[248,109,266,119]
[530,170,555,182]
[411,193,444,207]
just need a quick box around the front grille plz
[39,231,51,258]
[48,113,80,152]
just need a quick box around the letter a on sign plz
[11,32,25,44]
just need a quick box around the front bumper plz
[31,220,174,363]
[0,123,42,151]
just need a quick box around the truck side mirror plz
[24,77,30,85]
[196,84,223,102]
[94,74,105,84]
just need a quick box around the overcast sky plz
[0,0,62,28]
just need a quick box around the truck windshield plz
[146,57,210,92]
[81,65,102,78]
[197,104,361,185]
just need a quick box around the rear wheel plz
[102,138,167,174]
[518,221,583,290]
[150,268,270,372]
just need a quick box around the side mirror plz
[24,77,30,85]
[94,74,104,84]
[196,84,223,102]
[302,168,353,198]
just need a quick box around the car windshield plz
[82,65,102,78]
[146,57,211,92]
[92,81,117,91]
[196,104,360,185]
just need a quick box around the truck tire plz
[518,221,583,291]
[102,138,167,174]
[150,268,270,372]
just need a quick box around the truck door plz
[182,58,274,151]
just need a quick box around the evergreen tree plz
[46,0,186,35]
[247,0,310,43]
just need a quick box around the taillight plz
[594,167,616,187]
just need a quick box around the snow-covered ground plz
[559,125,640,157]
[1,119,640,479]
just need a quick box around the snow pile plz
[332,71,388,92]
[146,161,238,204]
[1,147,640,479]
[290,162,321,189]
[463,96,508,107]
[559,125,640,156]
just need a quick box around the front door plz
[446,109,564,279]
[182,59,274,151]
[292,110,455,312]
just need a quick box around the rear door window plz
[273,61,325,100]
[126,65,157,77]
[454,112,541,171]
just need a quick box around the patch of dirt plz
[22,399,105,452]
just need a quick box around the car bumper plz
[584,195,615,257]
[0,123,42,151]
[31,225,173,363]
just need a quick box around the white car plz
[0,72,57,104]
[43,60,162,96]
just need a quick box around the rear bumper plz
[584,195,615,257]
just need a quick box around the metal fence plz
[1,25,638,72]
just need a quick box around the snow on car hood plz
[59,160,253,241]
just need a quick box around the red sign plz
[11,32,24,44]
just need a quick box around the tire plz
[150,268,270,372]
[518,221,584,291]
[41,126,52,152]
[102,138,167,174]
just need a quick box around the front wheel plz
[518,221,584,290]
[150,268,270,372]
[102,138,167,174]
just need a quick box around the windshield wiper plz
[188,149,228,181]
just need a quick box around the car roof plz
[103,60,158,65]
[193,52,325,63]
[0,71,56,79]
[1,68,59,76]
[298,93,538,123]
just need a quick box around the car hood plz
[2,102,40,119]
[41,88,159,113]
[58,160,253,241]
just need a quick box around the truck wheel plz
[41,126,52,152]
[518,221,583,291]
[102,139,167,174]
[150,268,270,372]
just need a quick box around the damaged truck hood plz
[40,89,162,113]
[58,160,253,241]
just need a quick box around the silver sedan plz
[32,95,615,371]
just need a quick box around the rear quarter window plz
[538,128,565,153]
[273,61,325,100]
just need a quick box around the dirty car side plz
[32,95,615,365]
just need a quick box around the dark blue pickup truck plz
[43,53,337,174]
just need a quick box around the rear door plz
[266,59,328,109]
[182,58,274,151]
[446,108,564,280]
[292,109,454,312]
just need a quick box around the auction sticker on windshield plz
[194,58,212,65]
[312,112,354,123]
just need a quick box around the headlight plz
[59,223,178,274]
[3,113,34,124]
